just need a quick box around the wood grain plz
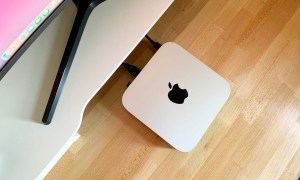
[46,0,300,179]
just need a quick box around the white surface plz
[122,42,231,152]
[0,0,173,179]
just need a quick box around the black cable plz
[145,35,162,50]
[123,35,161,84]
[122,63,141,77]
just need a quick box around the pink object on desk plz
[0,0,62,69]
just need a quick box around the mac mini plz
[122,42,231,152]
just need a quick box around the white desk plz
[0,0,173,179]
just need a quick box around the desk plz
[0,0,173,179]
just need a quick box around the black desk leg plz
[42,0,105,125]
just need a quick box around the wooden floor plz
[46,0,300,179]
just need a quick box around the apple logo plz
[168,82,188,104]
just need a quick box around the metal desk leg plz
[42,0,106,125]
